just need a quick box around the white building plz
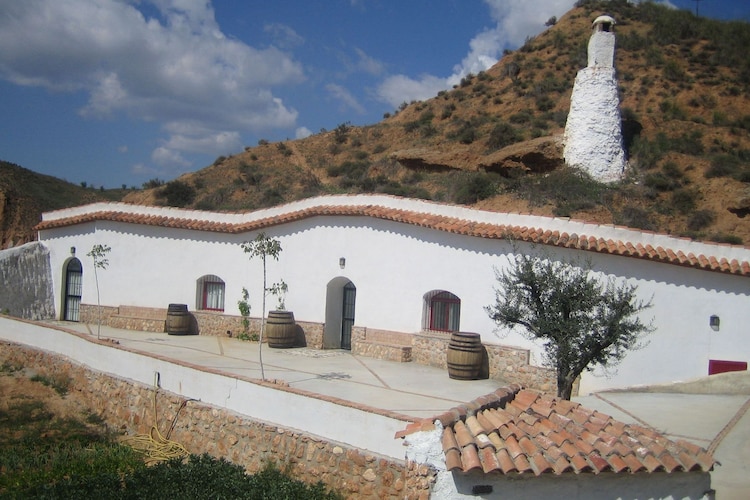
[36,194,750,394]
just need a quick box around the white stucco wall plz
[38,197,750,393]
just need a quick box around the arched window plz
[423,290,461,332]
[196,275,225,311]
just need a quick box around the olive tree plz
[486,252,653,399]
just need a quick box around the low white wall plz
[0,316,407,459]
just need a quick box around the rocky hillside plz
[3,0,750,247]
[0,161,114,249]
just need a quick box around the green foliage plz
[276,142,293,157]
[486,121,522,152]
[333,122,351,144]
[709,233,743,245]
[142,178,165,189]
[30,373,71,396]
[158,180,196,207]
[237,287,251,334]
[659,99,687,121]
[486,252,653,399]
[687,209,716,231]
[662,60,686,82]
[705,154,747,180]
[404,109,437,137]
[453,173,497,205]
[507,168,607,217]
[670,188,699,214]
[615,206,655,231]
[449,120,478,144]
[0,395,144,496]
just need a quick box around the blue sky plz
[0,0,748,189]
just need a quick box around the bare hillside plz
[3,0,749,247]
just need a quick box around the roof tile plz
[36,199,750,277]
[398,387,716,477]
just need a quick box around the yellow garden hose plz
[122,373,190,465]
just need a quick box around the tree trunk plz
[557,373,575,400]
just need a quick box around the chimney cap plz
[592,15,616,27]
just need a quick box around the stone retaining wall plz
[1,341,435,499]
[413,331,556,393]
[0,242,54,320]
[79,303,556,393]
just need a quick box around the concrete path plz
[577,391,750,499]
[13,321,750,498]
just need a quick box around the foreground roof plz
[396,386,714,476]
[35,195,750,277]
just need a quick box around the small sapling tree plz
[241,232,286,380]
[86,244,111,340]
[486,252,653,399]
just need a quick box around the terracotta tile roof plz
[34,197,750,277]
[396,386,714,476]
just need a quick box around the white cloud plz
[295,127,313,139]
[354,48,385,76]
[483,0,575,48]
[326,83,366,114]
[264,23,305,49]
[375,0,576,107]
[376,74,449,108]
[0,0,303,165]
[152,146,192,168]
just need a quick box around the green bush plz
[142,178,165,189]
[616,206,655,231]
[158,181,196,207]
[671,188,699,214]
[486,121,521,151]
[18,454,343,499]
[30,373,71,396]
[705,154,743,179]
[453,173,497,204]
[687,209,716,231]
[709,234,743,245]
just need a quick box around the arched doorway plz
[63,258,83,321]
[324,277,356,349]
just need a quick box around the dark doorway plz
[341,281,356,350]
[63,258,83,321]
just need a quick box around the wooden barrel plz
[166,304,191,335]
[447,332,483,380]
[266,311,297,348]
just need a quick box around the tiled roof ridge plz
[399,388,715,476]
[34,202,750,277]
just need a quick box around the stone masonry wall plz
[1,341,435,499]
[413,331,556,393]
[79,304,555,392]
[79,304,325,348]
[0,242,55,320]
